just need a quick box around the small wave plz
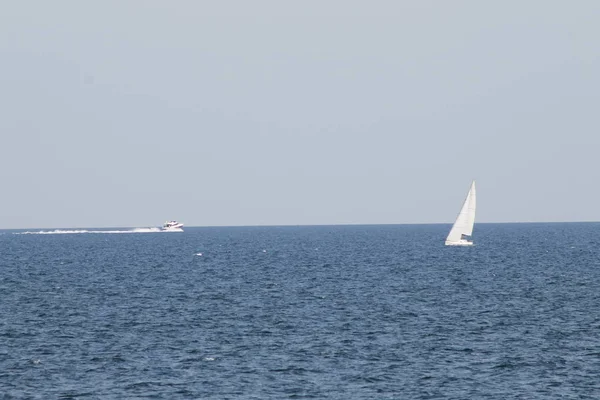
[131,228,162,233]
[17,229,92,235]
[15,227,173,235]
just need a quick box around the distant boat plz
[162,220,184,232]
[445,181,476,246]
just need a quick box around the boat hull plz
[445,240,473,246]
[161,228,183,232]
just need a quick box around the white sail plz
[445,181,476,246]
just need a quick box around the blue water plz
[2,223,600,399]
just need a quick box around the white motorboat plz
[162,220,184,231]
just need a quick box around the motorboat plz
[162,220,184,231]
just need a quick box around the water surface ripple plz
[1,223,600,398]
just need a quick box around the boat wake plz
[15,227,178,235]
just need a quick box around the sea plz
[1,223,600,399]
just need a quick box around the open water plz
[1,223,600,399]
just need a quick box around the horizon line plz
[3,220,600,231]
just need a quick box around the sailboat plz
[445,180,476,246]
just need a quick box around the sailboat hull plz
[445,239,473,246]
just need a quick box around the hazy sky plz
[1,1,599,228]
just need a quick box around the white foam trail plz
[15,227,180,235]
[131,228,163,233]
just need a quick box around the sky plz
[1,1,599,228]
